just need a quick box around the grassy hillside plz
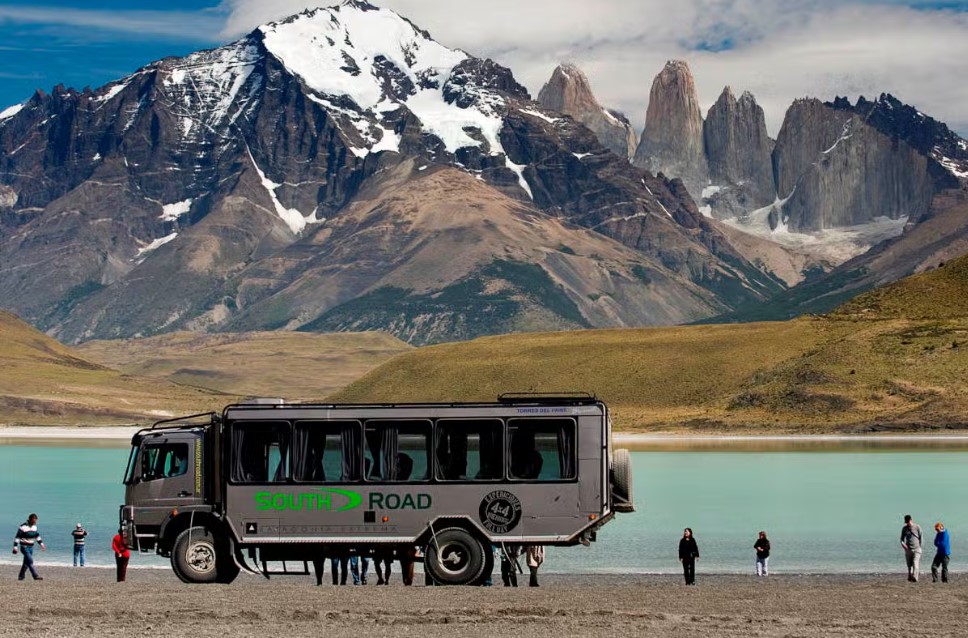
[832,252,968,320]
[78,331,411,401]
[0,311,227,426]
[332,253,968,433]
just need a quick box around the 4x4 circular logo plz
[479,490,522,533]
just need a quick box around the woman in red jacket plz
[112,529,130,582]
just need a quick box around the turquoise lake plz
[1,443,964,574]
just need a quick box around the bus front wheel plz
[425,527,486,586]
[172,527,220,584]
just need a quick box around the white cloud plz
[218,0,968,136]
[0,5,223,41]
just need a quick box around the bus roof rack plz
[497,392,597,405]
[149,412,217,430]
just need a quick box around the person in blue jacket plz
[932,522,951,583]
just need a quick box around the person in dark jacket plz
[678,528,699,585]
[754,531,771,576]
[501,543,521,587]
[932,522,951,583]
[13,513,46,581]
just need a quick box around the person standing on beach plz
[72,523,88,567]
[526,545,545,587]
[13,513,46,581]
[330,552,350,585]
[374,548,392,585]
[501,543,521,587]
[932,522,951,584]
[112,528,130,582]
[754,531,770,576]
[900,514,923,582]
[678,528,699,585]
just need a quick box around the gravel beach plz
[1,566,964,637]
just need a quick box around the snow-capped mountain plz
[0,1,779,344]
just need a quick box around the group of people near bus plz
[12,512,953,586]
[309,543,546,587]
[678,514,953,585]
[12,514,130,582]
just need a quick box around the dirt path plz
[1,568,964,637]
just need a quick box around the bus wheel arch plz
[422,522,489,586]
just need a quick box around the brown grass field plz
[78,330,410,401]
[0,311,228,425]
[3,253,967,432]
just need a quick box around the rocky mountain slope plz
[0,1,779,345]
[626,60,968,287]
[632,61,709,196]
[536,64,637,159]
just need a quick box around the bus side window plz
[163,444,189,478]
[140,443,188,481]
[230,421,291,483]
[364,420,431,482]
[507,418,577,481]
[292,421,362,482]
[435,419,504,481]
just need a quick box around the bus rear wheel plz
[425,527,486,586]
[172,527,220,584]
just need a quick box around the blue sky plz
[1,1,967,134]
[0,1,221,103]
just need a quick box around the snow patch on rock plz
[0,103,24,121]
[135,232,178,261]
[520,107,558,124]
[723,193,908,264]
[160,198,193,221]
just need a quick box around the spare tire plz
[611,448,634,512]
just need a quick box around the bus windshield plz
[123,444,139,484]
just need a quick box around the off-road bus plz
[121,394,634,585]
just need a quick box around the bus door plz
[127,430,206,512]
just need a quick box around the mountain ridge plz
[0,2,778,345]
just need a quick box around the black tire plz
[171,527,220,584]
[612,448,634,512]
[215,554,240,584]
[425,527,486,586]
[471,544,496,586]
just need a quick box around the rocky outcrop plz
[702,87,775,216]
[537,64,637,159]
[773,98,935,232]
[633,60,708,196]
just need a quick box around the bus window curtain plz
[436,428,468,479]
[272,427,290,483]
[453,431,468,478]
[478,426,502,479]
[365,427,382,479]
[382,426,400,481]
[231,427,246,482]
[340,426,360,481]
[557,425,575,479]
[292,427,310,480]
